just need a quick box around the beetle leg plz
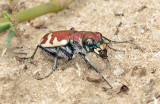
[31,45,40,59]
[103,56,111,71]
[31,45,56,59]
[59,47,73,60]
[80,53,113,89]
[37,55,58,80]
[33,47,60,80]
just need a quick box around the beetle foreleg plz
[80,53,113,89]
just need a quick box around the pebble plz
[113,66,125,76]
[29,20,46,29]
[131,65,146,77]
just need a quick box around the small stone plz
[140,28,145,33]
[112,82,123,93]
[101,87,108,92]
[86,76,102,83]
[118,85,129,94]
[19,1,26,9]
[86,71,102,83]
[15,56,24,63]
[33,71,41,80]
[30,20,46,29]
[152,51,160,59]
[131,65,146,77]
[144,79,155,94]
[23,65,28,70]
[155,92,160,99]
[113,67,125,76]
[114,12,124,17]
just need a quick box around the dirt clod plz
[131,65,146,77]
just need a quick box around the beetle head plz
[84,38,108,58]
[94,44,108,59]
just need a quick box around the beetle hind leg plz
[37,56,58,80]
[33,47,60,80]
[31,45,57,59]
[30,45,40,59]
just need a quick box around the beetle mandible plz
[31,28,135,88]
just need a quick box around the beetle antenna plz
[108,45,125,52]
[102,36,143,52]
[102,36,130,44]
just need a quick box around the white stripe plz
[41,34,68,47]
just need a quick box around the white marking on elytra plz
[41,33,68,47]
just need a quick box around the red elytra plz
[41,30,75,45]
[40,30,102,47]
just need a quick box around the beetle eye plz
[86,39,94,46]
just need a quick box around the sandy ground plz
[0,0,160,104]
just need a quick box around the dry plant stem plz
[9,0,19,11]
[0,1,75,23]
[9,0,20,37]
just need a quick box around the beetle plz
[30,28,136,88]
